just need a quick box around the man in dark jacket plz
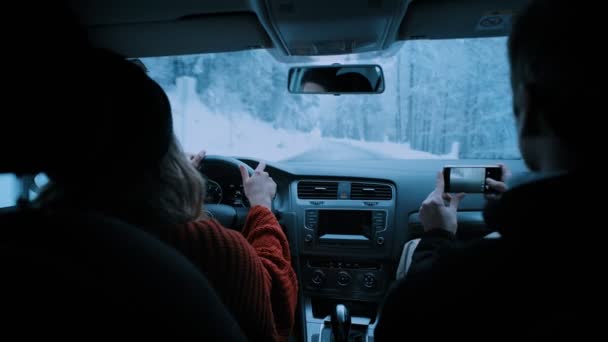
[375,1,601,340]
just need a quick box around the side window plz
[0,174,18,208]
[0,173,49,208]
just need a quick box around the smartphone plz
[443,165,502,194]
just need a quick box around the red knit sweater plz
[163,205,298,342]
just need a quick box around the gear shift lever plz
[331,304,351,342]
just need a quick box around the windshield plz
[144,37,519,162]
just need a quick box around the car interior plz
[2,1,531,341]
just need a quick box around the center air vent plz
[350,183,392,200]
[298,181,338,199]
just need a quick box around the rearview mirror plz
[288,65,384,94]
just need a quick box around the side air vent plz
[298,181,339,199]
[350,183,392,200]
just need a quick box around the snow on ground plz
[167,81,324,161]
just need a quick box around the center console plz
[292,180,397,341]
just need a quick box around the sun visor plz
[87,13,271,58]
[399,0,527,40]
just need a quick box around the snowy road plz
[286,141,386,161]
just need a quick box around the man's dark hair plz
[508,0,600,148]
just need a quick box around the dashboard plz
[204,157,529,341]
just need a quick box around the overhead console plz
[260,0,410,56]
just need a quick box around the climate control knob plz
[337,271,352,287]
[363,273,377,289]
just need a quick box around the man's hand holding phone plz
[419,172,465,235]
[419,164,511,236]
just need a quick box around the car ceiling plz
[68,0,528,58]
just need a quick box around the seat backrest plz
[0,209,247,341]
[396,231,501,280]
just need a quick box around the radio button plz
[376,236,385,246]
[305,210,318,229]
[304,234,313,243]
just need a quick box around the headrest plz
[2,17,173,179]
[2,3,91,174]
[45,49,174,183]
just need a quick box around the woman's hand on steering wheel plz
[239,162,276,210]
[188,150,206,170]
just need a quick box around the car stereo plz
[304,209,387,248]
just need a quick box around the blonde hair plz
[157,136,207,224]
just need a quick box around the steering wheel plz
[199,155,254,230]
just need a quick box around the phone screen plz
[444,166,501,194]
